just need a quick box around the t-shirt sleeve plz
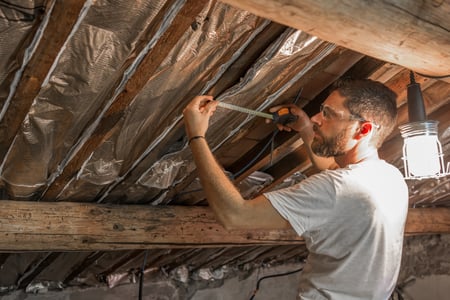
[264,171,336,236]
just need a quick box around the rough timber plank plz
[221,0,450,76]
[0,200,302,251]
[0,201,448,251]
[406,208,450,234]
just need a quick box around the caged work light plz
[398,71,449,180]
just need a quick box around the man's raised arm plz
[183,96,289,230]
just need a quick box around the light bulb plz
[403,135,441,177]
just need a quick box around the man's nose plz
[310,112,321,126]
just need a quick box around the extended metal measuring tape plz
[217,102,298,125]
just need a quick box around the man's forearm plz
[188,137,246,228]
[188,137,290,230]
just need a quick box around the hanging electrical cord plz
[232,87,304,179]
[249,268,405,300]
[231,129,279,179]
[138,250,149,300]
[248,266,303,300]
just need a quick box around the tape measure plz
[217,102,297,125]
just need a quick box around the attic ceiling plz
[0,0,449,296]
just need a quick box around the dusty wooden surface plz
[222,0,450,76]
[0,200,303,251]
[0,201,448,251]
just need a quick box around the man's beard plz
[311,127,348,157]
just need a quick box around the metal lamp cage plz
[399,120,449,180]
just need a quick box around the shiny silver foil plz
[102,29,335,204]
[1,0,169,198]
[55,1,269,202]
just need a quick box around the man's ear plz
[356,122,373,139]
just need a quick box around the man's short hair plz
[332,78,398,148]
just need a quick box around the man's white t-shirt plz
[264,160,408,300]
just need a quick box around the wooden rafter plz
[0,200,448,251]
[220,0,450,77]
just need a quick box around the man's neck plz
[335,146,380,168]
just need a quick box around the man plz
[183,79,408,299]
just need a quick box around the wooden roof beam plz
[0,200,448,251]
[220,0,450,77]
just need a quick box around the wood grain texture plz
[0,200,303,251]
[221,0,450,76]
[0,201,448,251]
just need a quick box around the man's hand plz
[183,95,218,139]
[268,104,338,170]
[267,104,313,140]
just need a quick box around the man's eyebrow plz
[322,104,342,116]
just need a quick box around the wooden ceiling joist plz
[221,0,450,77]
[0,200,448,251]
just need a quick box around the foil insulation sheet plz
[0,0,169,198]
[102,29,335,204]
[0,0,46,114]
[55,1,268,202]
[0,0,335,203]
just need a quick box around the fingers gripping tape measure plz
[272,107,298,125]
[217,102,298,125]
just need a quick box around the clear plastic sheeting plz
[55,2,267,202]
[138,154,187,189]
[77,140,123,186]
[105,267,158,289]
[25,281,64,294]
[104,28,335,204]
[195,266,226,281]
[238,171,274,199]
[272,171,307,191]
[171,265,190,284]
[0,0,169,198]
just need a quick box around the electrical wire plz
[138,250,149,300]
[231,129,279,179]
[231,87,303,179]
[249,268,410,300]
[248,267,303,300]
